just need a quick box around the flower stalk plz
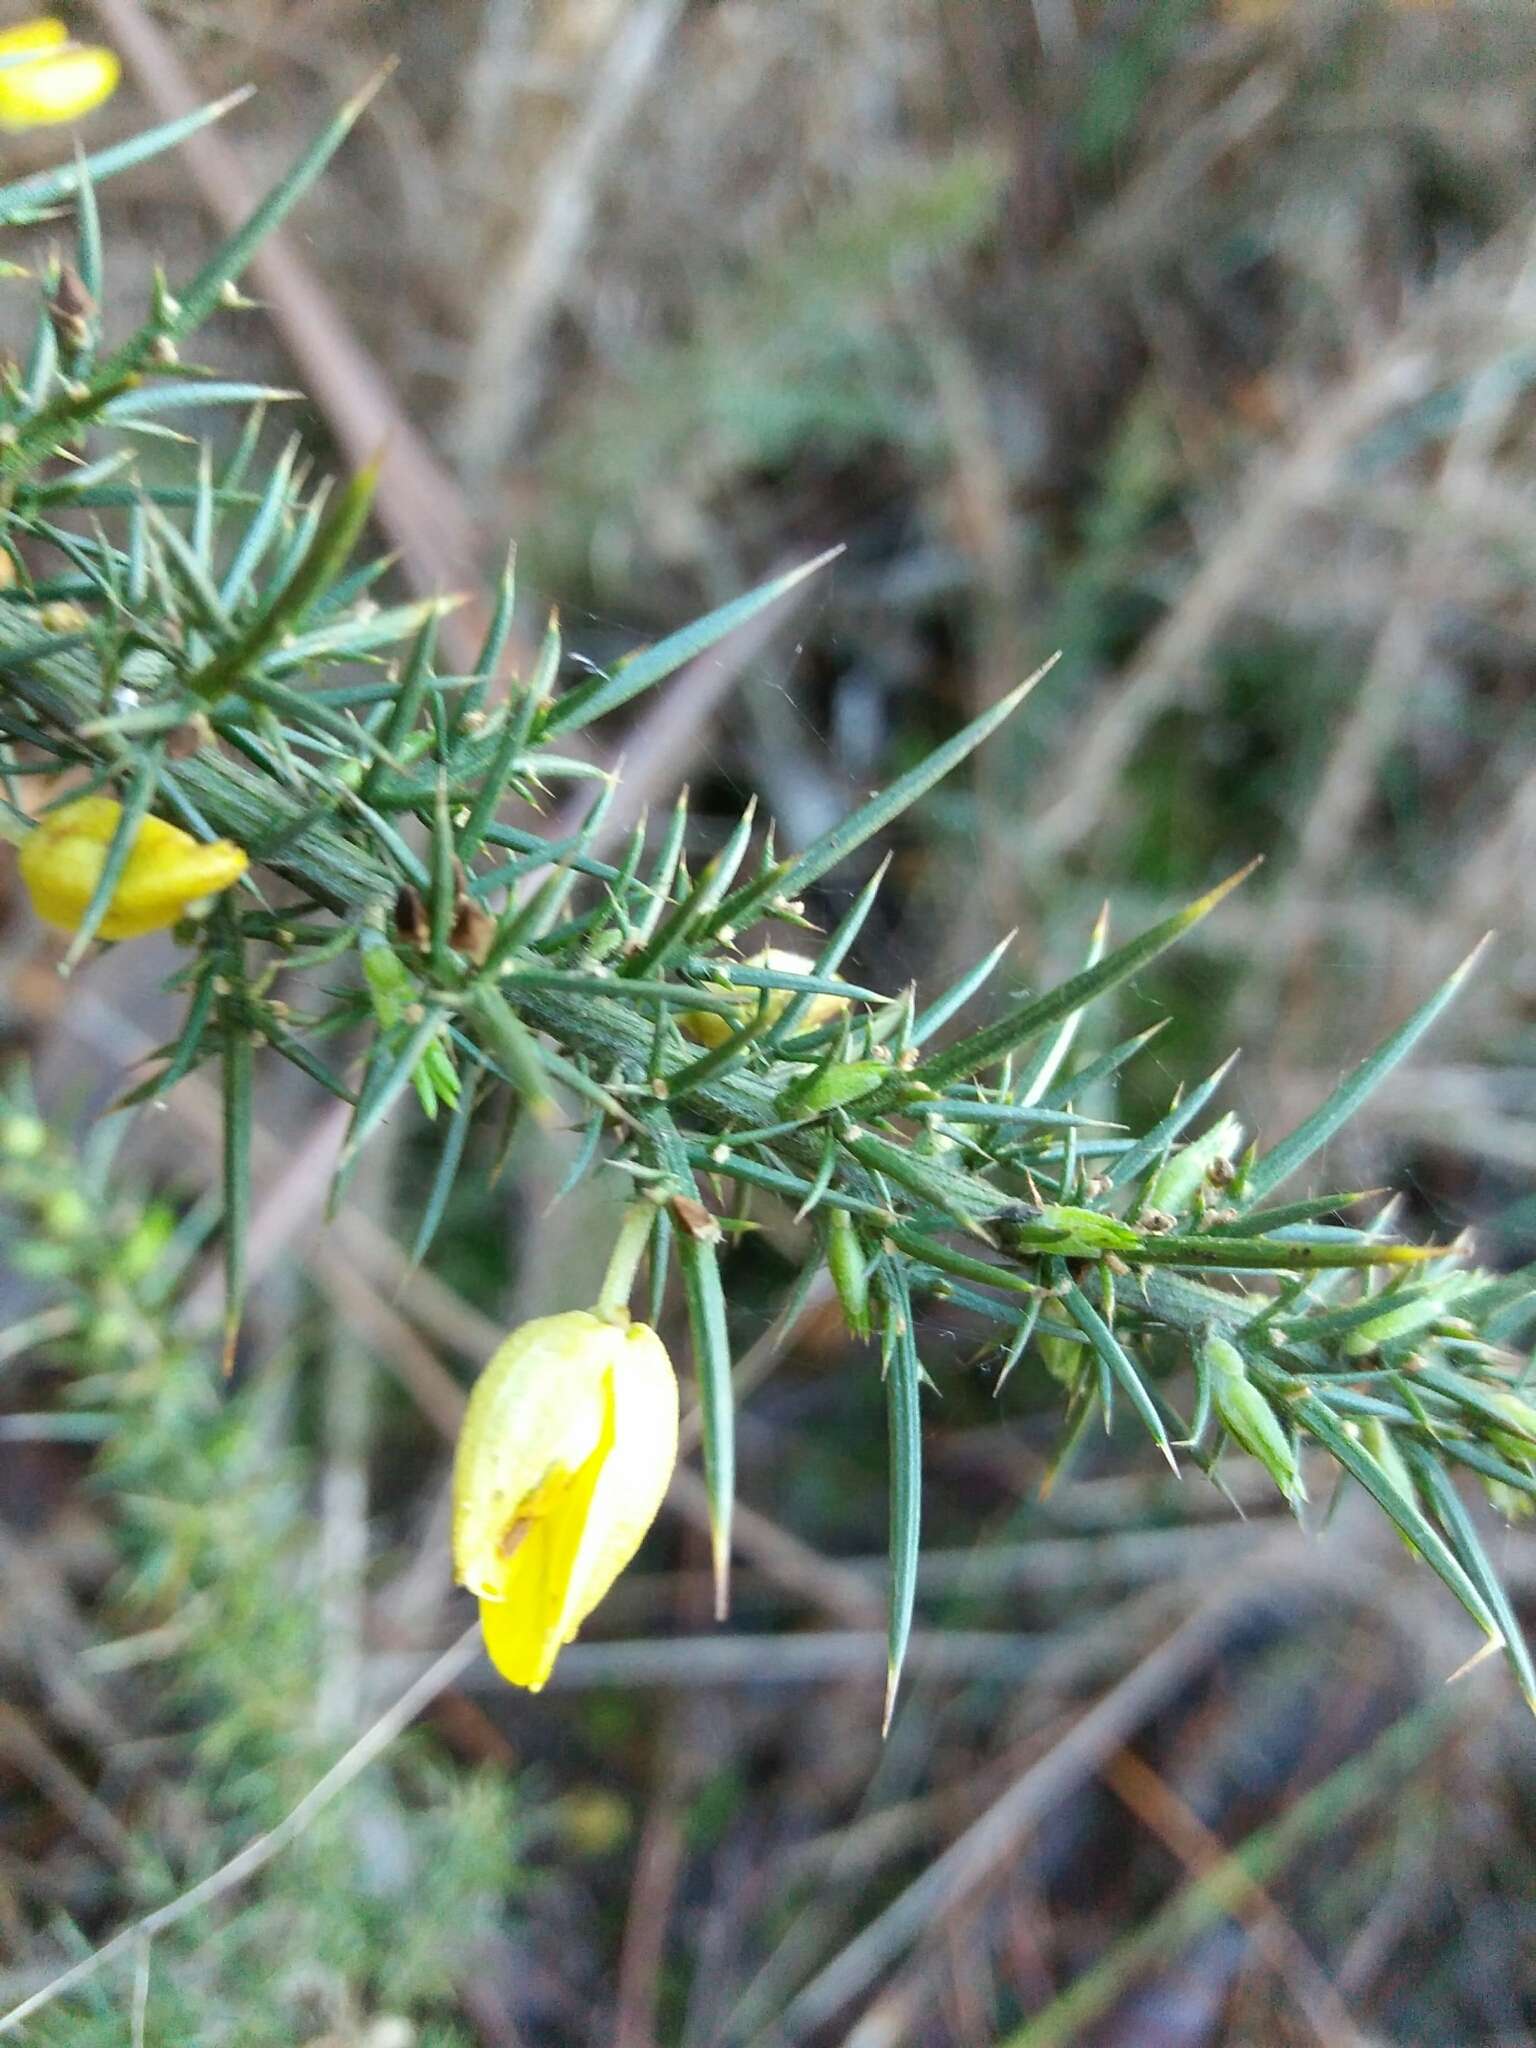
[596,1199,660,1323]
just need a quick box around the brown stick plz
[1101,1744,1368,2048]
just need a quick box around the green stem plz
[595,1201,657,1323]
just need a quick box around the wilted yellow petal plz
[0,20,118,130]
[453,1310,679,1690]
[19,795,248,940]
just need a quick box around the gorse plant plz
[4,80,1536,1778]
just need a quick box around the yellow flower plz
[452,1310,678,1690]
[679,946,848,1049]
[0,19,119,130]
[19,795,248,940]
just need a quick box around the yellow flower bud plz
[0,19,119,130]
[452,1310,679,1690]
[19,795,248,940]
[679,948,848,1049]
[37,600,89,634]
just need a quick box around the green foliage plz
[0,1083,517,2043]
[4,91,1536,1872]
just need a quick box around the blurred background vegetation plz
[4,1,1536,2042]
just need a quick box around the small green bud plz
[360,926,413,1027]
[1145,1112,1243,1219]
[413,1034,461,1117]
[1201,1333,1246,1382]
[1359,1416,1418,1507]
[1202,1334,1304,1504]
[1026,1205,1142,1254]
[826,1210,870,1340]
[1342,1277,1476,1358]
[781,1059,887,1118]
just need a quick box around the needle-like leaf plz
[1242,939,1490,1207]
